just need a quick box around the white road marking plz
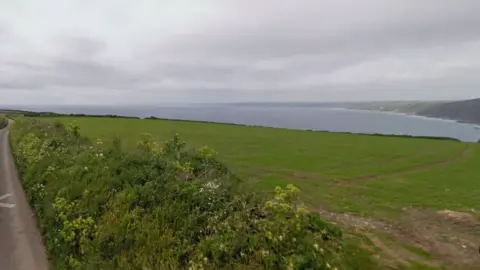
[0,203,15,208]
[0,193,12,201]
[0,193,15,208]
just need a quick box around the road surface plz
[0,125,49,270]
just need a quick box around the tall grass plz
[9,118,371,269]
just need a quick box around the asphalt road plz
[0,125,49,270]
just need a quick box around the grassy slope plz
[40,116,480,268]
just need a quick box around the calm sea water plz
[16,104,480,142]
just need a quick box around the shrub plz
[0,115,8,129]
[10,117,357,269]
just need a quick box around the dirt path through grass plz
[340,144,474,184]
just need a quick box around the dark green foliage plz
[10,118,359,269]
[365,133,460,141]
[0,115,8,129]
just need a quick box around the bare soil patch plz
[317,207,480,269]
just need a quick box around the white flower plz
[84,167,88,171]
[203,181,220,190]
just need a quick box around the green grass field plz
[40,116,480,269]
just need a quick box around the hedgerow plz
[0,115,8,129]
[10,118,354,269]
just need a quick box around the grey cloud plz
[1,0,480,105]
[52,35,107,60]
[1,58,126,90]
[163,1,480,59]
[52,59,130,88]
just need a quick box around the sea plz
[11,103,480,142]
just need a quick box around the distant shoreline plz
[339,107,480,126]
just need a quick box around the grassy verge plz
[10,118,376,269]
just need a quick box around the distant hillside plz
[417,98,480,124]
[336,101,446,114]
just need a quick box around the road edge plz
[0,126,50,270]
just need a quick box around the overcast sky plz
[1,0,480,105]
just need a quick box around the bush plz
[10,118,358,269]
[0,115,8,129]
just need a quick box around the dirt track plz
[0,126,49,270]
[348,145,473,182]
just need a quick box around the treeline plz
[10,118,371,269]
[357,133,459,142]
[23,111,140,119]
[305,130,460,142]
